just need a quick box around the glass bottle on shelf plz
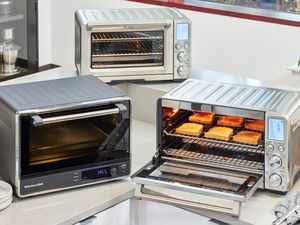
[0,27,21,76]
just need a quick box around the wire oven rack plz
[91,32,163,42]
[92,41,163,56]
[162,137,264,174]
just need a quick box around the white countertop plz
[0,66,299,225]
[0,179,134,225]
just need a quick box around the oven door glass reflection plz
[20,105,130,177]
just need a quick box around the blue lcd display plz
[82,167,111,180]
[176,24,189,40]
[268,118,285,141]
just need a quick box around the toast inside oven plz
[161,108,265,175]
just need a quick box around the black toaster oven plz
[0,76,131,197]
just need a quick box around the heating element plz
[91,32,163,41]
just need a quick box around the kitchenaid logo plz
[24,182,44,189]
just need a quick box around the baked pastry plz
[217,116,244,127]
[189,112,215,125]
[233,131,262,145]
[204,126,233,141]
[175,123,204,137]
[245,120,265,132]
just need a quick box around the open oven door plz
[131,158,263,217]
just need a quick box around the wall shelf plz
[0,14,24,24]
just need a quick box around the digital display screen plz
[176,24,189,40]
[82,167,111,180]
[268,118,285,141]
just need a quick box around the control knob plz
[269,173,282,187]
[278,145,285,152]
[177,66,189,77]
[175,42,183,50]
[267,143,274,152]
[110,167,118,177]
[177,51,189,63]
[269,155,282,169]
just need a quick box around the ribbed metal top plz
[0,76,126,112]
[163,79,300,113]
[77,8,187,24]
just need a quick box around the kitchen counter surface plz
[0,179,134,225]
[0,66,299,225]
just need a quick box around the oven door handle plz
[31,104,126,126]
[135,184,241,217]
[87,22,171,30]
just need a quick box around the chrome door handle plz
[31,104,126,126]
[135,184,241,217]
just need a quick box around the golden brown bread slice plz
[245,120,265,132]
[233,131,262,145]
[189,112,215,125]
[217,116,244,127]
[204,126,234,141]
[175,123,204,137]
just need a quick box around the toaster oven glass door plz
[132,160,263,204]
[91,30,164,69]
[20,104,130,177]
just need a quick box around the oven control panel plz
[174,23,191,79]
[265,117,289,192]
[19,161,130,196]
[81,162,130,181]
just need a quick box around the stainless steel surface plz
[75,8,191,82]
[31,107,120,126]
[0,75,126,111]
[163,79,300,113]
[78,8,188,23]
[135,184,241,216]
[133,77,300,217]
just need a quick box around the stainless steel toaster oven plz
[75,8,191,83]
[133,79,300,216]
[0,76,131,197]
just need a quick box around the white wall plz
[49,0,152,67]
[39,0,300,87]
[182,9,300,86]
[38,0,52,66]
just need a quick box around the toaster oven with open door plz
[132,78,300,217]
